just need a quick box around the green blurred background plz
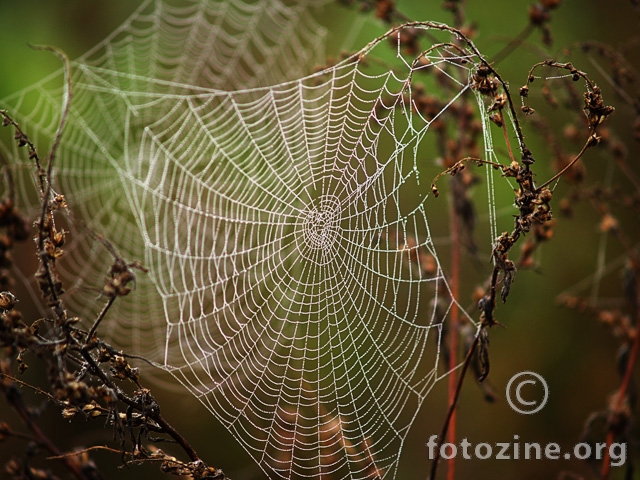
[0,1,639,479]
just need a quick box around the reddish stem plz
[502,120,515,165]
[600,281,640,479]
[446,198,461,480]
[429,327,481,480]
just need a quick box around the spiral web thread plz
[0,3,511,479]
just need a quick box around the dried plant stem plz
[1,380,85,479]
[86,296,116,344]
[27,44,72,188]
[600,279,640,479]
[78,349,201,463]
[491,23,534,65]
[31,44,73,322]
[429,329,482,480]
[502,120,516,164]
[445,199,461,480]
[613,154,640,192]
[2,43,217,478]
[153,414,200,462]
[537,138,593,190]
[47,445,125,459]
[358,21,531,156]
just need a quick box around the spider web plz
[1,0,329,375]
[0,2,513,479]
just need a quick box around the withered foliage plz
[0,96,227,480]
[352,2,636,479]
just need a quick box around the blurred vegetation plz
[0,1,639,479]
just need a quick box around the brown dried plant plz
[341,1,637,479]
[0,46,228,480]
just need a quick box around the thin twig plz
[28,44,73,187]
[600,287,640,479]
[491,24,534,65]
[1,378,85,479]
[47,445,124,460]
[356,21,531,156]
[0,372,57,401]
[78,348,201,463]
[446,192,461,480]
[151,413,200,462]
[29,44,73,322]
[537,138,593,190]
[501,120,516,165]
[86,296,116,346]
[429,329,483,480]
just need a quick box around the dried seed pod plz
[0,291,17,311]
